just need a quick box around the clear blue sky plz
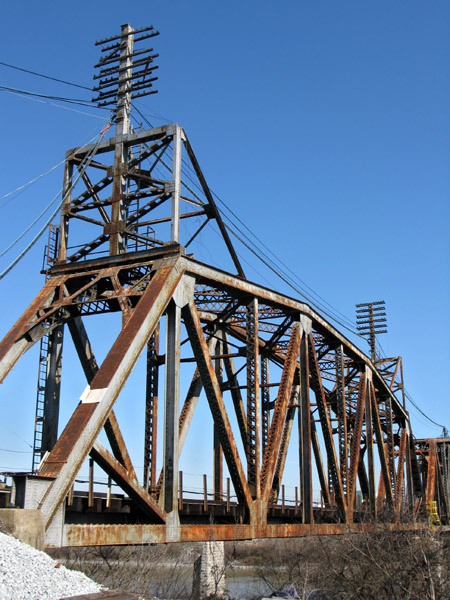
[0,1,448,493]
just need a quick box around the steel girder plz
[1,248,439,547]
[1,119,443,546]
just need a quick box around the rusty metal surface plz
[260,323,300,504]
[90,442,165,522]
[61,521,433,548]
[38,403,98,478]
[6,252,447,540]
[1,87,446,547]
[182,300,252,510]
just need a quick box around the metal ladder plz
[32,335,50,472]
[32,225,60,472]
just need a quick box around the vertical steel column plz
[364,372,376,514]
[384,396,397,501]
[299,316,313,523]
[58,158,73,261]
[110,24,133,255]
[335,344,348,497]
[246,298,260,499]
[144,327,159,492]
[261,357,270,455]
[214,331,223,502]
[405,426,414,508]
[222,334,247,449]
[162,301,181,513]
[41,325,64,455]
[170,124,181,243]
[32,325,64,472]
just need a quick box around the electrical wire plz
[0,84,106,110]
[0,157,67,207]
[376,338,446,429]
[0,60,92,91]
[133,103,446,431]
[0,122,108,208]
[131,104,361,334]
[0,115,115,281]
[0,130,104,257]
[0,190,62,258]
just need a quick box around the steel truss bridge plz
[0,25,448,548]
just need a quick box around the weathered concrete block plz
[192,540,226,599]
[0,508,45,550]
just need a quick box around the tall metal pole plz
[171,124,181,243]
[110,24,133,255]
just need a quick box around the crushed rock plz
[0,531,104,600]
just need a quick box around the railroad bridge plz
[0,24,448,548]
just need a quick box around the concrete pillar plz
[0,509,45,550]
[192,540,226,599]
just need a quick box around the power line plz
[131,104,360,334]
[0,116,114,280]
[0,60,92,91]
[0,157,67,207]
[0,84,105,110]
[0,129,105,257]
[133,103,445,430]
[376,339,446,429]
[174,140,359,329]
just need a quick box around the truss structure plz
[0,25,448,548]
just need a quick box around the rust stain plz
[38,403,97,477]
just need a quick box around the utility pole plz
[93,24,160,255]
[355,300,387,362]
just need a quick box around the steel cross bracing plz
[1,236,448,545]
[0,25,448,543]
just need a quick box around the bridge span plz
[0,24,448,548]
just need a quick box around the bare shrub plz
[313,528,449,600]
[52,543,193,599]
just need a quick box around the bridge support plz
[192,541,226,600]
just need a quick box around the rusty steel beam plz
[261,356,270,454]
[144,328,159,490]
[395,427,407,513]
[426,438,438,506]
[61,520,433,548]
[260,322,300,505]
[311,418,331,507]
[347,370,367,517]
[182,300,251,511]
[308,333,346,520]
[90,441,166,523]
[0,276,66,383]
[335,344,348,497]
[214,331,223,502]
[370,381,395,510]
[384,396,397,502]
[222,334,248,449]
[178,335,218,453]
[299,318,313,524]
[67,316,136,479]
[365,374,376,514]
[272,387,299,502]
[40,325,64,458]
[246,298,260,498]
[182,135,245,278]
[37,260,184,528]
[435,453,450,521]
[183,258,407,422]
[154,335,218,497]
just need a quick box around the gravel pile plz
[0,531,104,600]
